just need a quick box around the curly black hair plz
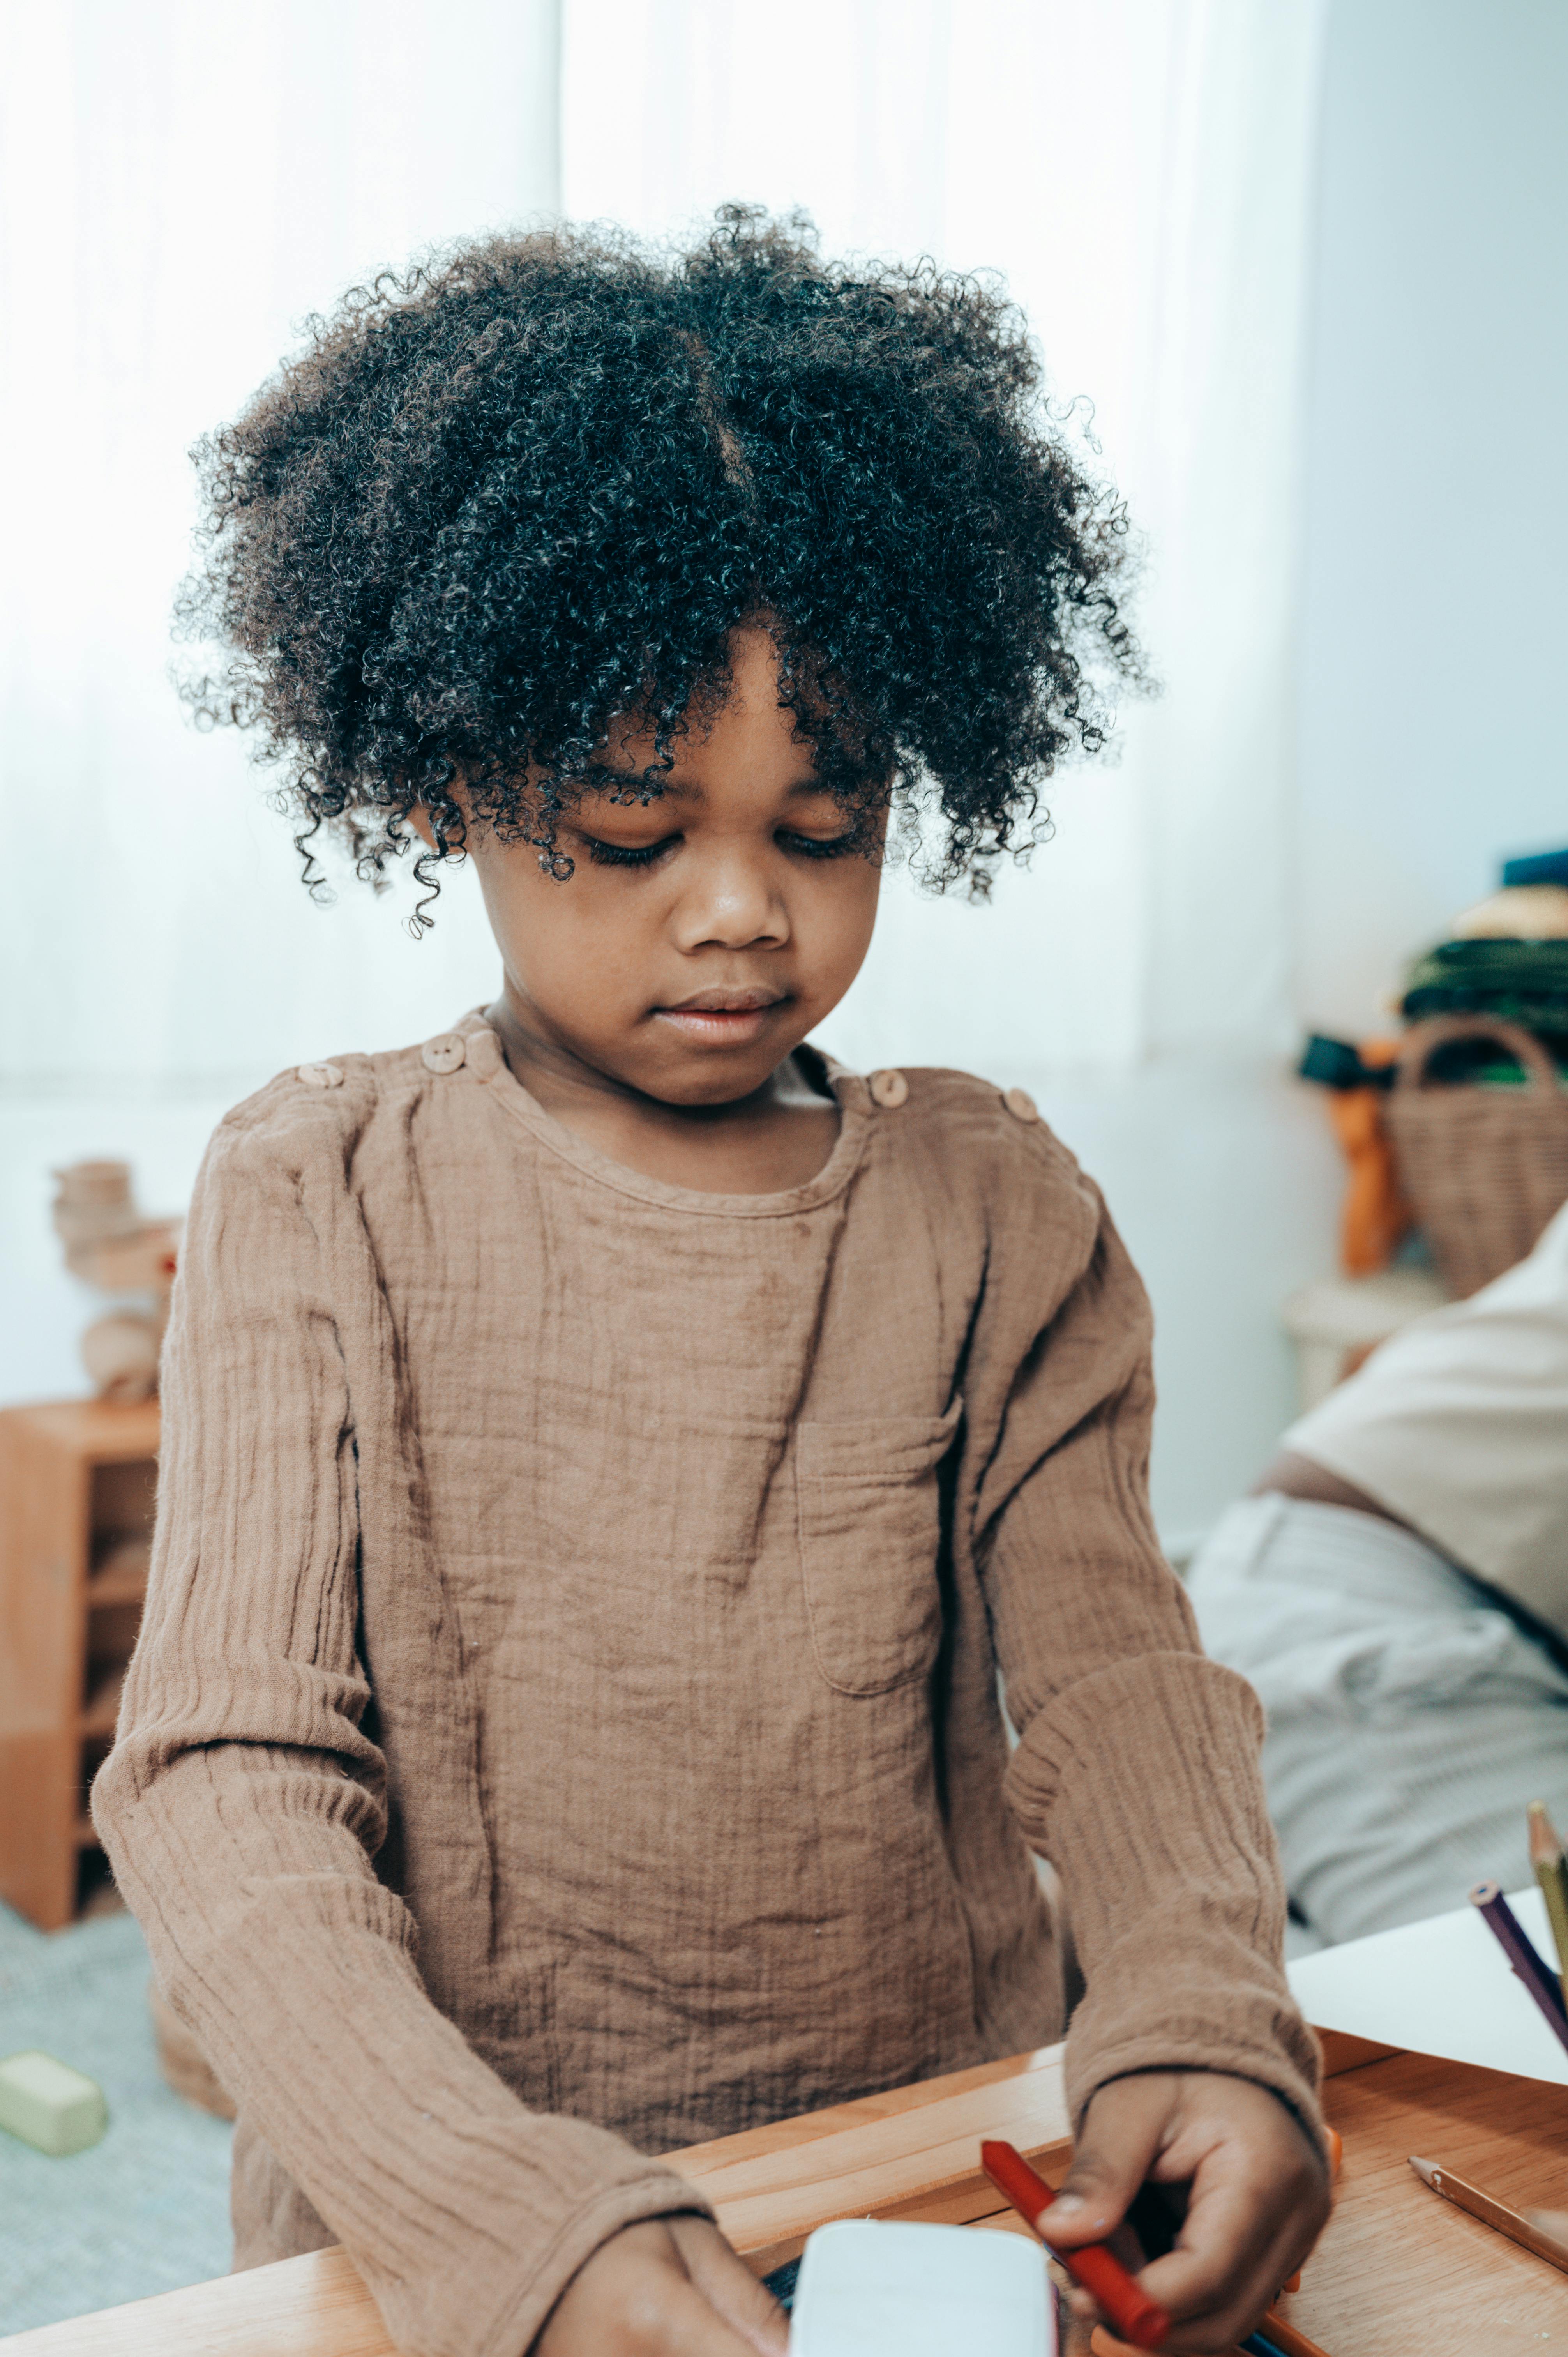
[178,206,1142,912]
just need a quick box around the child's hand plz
[534,2216,788,2356]
[1043,2070,1331,2352]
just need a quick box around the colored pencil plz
[1523,2209,1568,2259]
[1247,2311,1335,2357]
[1409,2154,1568,2277]
[1527,1801,1568,2009]
[1468,1880,1568,2055]
[1091,2307,1334,2357]
[980,2138,1171,2350]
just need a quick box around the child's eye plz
[581,833,681,868]
[779,829,858,860]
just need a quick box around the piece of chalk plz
[0,2049,109,2156]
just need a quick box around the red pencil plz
[980,2138,1172,2350]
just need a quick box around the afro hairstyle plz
[178,205,1143,913]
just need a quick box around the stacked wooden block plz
[0,1399,158,1928]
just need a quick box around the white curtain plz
[1,0,559,1092]
[563,0,1328,1079]
[3,0,1324,1093]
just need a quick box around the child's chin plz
[640,1050,783,1106]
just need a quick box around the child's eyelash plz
[581,830,859,868]
[583,834,676,868]
[781,830,858,860]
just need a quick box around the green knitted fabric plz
[1402,938,1568,1034]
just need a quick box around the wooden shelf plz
[10,1397,161,1460]
[88,1562,149,1609]
[79,1666,126,1740]
[2,1399,160,1928]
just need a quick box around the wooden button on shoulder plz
[1003,1086,1038,1123]
[421,1034,467,1075]
[868,1068,909,1109]
[297,1061,344,1090]
[465,1027,503,1080]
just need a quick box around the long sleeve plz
[92,1105,708,2357]
[971,1157,1323,2145]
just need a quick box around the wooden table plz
[7,2029,1567,2353]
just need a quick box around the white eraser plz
[789,2218,1054,2355]
[0,2049,109,2157]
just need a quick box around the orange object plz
[1093,2304,1334,2357]
[1325,1048,1411,1276]
[1324,2123,1343,2177]
[980,2139,1171,2349]
[1409,2155,1568,2278]
[1255,2308,1335,2357]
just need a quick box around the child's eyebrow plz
[573,764,690,801]
[577,769,833,804]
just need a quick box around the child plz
[97,212,1328,2357]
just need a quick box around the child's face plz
[465,626,885,1107]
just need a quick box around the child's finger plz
[1136,2210,1296,2338]
[669,2217,789,2355]
[1133,2167,1325,2348]
[653,2272,789,2357]
[1045,2076,1175,2246]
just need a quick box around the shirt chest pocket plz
[794,1398,964,1697]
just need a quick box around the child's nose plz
[672,849,790,951]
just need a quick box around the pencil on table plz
[1410,2155,1568,2278]
[1469,1880,1568,2054]
[1247,2314,1335,2357]
[1527,1800,1568,2008]
[1090,2313,1334,2357]
[1523,2209,1568,2262]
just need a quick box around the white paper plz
[1289,1884,1568,2086]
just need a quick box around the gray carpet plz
[0,1902,233,2335]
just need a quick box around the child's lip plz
[659,987,786,1012]
[652,1001,782,1042]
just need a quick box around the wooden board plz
[4,2034,1564,2353]
[678,2042,1073,2274]
[1286,2045,1568,2354]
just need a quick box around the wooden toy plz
[51,1163,178,1403]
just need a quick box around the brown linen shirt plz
[95,1012,1319,2357]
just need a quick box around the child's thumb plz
[1044,2110,1161,2247]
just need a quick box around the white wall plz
[1294,0,1568,1040]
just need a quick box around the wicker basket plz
[1386,1014,1568,1295]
